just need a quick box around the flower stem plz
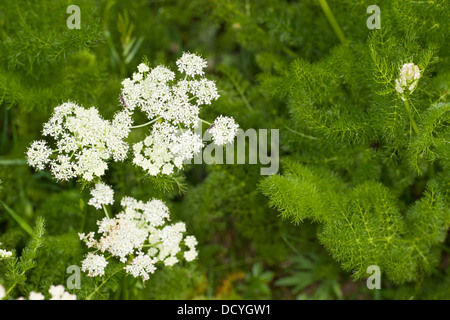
[102,204,110,219]
[318,0,348,44]
[130,117,162,129]
[282,123,320,141]
[403,99,419,134]
[6,282,18,297]
[142,242,162,248]
[200,118,212,126]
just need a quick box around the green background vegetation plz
[0,0,449,300]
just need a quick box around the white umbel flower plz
[132,122,203,176]
[395,63,421,99]
[0,243,12,260]
[16,285,76,300]
[121,53,218,123]
[48,285,77,300]
[155,222,186,259]
[80,196,198,281]
[0,249,12,259]
[29,291,45,300]
[28,102,133,182]
[163,256,178,267]
[26,140,52,170]
[125,254,157,281]
[81,253,108,277]
[137,63,150,73]
[96,217,148,263]
[120,196,170,227]
[176,52,207,77]
[78,232,96,248]
[88,182,114,209]
[208,115,240,146]
[118,53,230,176]
[189,79,220,105]
[184,235,198,250]
[183,235,198,262]
[184,249,198,262]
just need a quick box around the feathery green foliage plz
[3,217,45,298]
[258,0,450,295]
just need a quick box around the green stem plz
[318,0,348,44]
[283,123,320,141]
[86,268,122,300]
[130,117,162,129]
[403,99,419,134]
[141,242,162,248]
[6,282,18,297]
[200,119,212,126]
[102,204,111,219]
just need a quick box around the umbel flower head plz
[176,52,208,77]
[0,249,12,259]
[11,284,77,300]
[26,102,133,182]
[132,122,204,176]
[26,53,239,179]
[26,140,52,170]
[0,242,12,260]
[88,182,115,209]
[79,196,198,281]
[208,115,240,146]
[120,52,237,176]
[395,63,421,100]
[81,252,108,277]
[120,52,219,125]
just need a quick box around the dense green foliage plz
[0,0,449,300]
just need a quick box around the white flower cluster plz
[26,140,52,171]
[81,252,108,277]
[48,285,77,300]
[27,102,133,181]
[79,196,198,281]
[23,54,238,286]
[183,235,198,262]
[0,243,12,259]
[208,116,240,146]
[88,182,115,209]
[133,122,203,175]
[0,284,76,300]
[395,63,421,99]
[27,53,239,181]
[176,52,207,77]
[121,52,239,175]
